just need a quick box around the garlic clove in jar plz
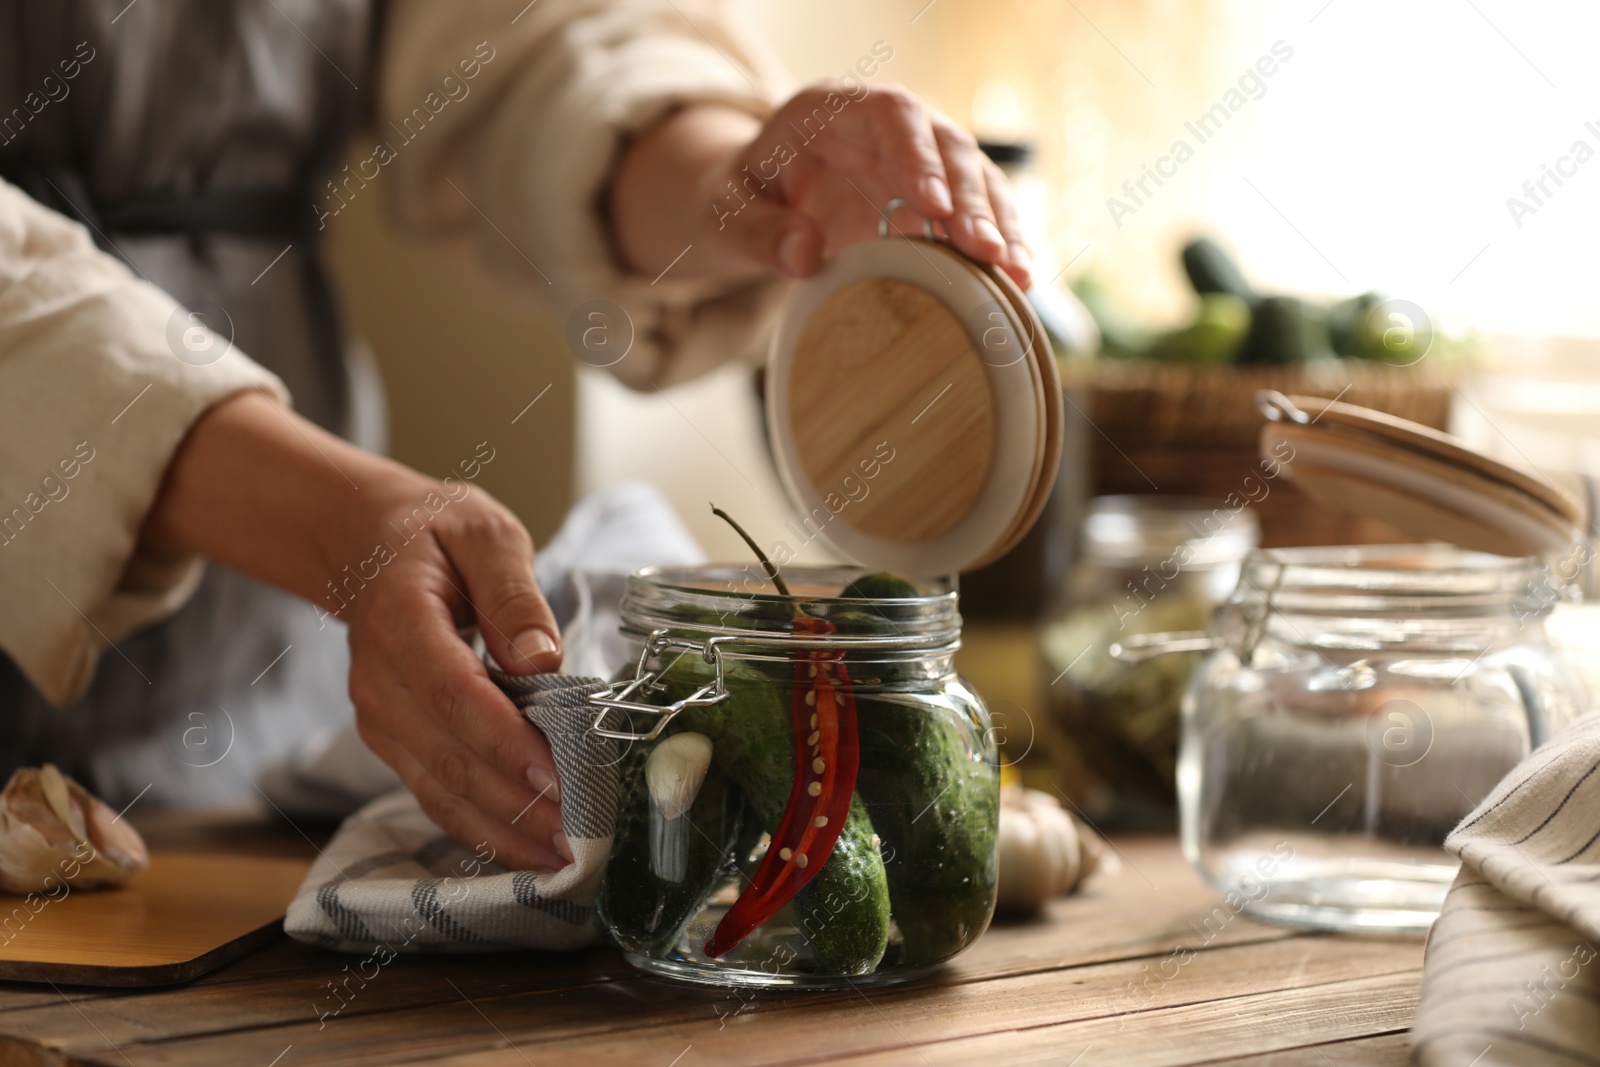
[0,765,149,895]
[646,733,714,884]
[645,733,714,820]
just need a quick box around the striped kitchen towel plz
[283,672,618,953]
[1412,709,1600,1066]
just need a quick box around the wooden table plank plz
[412,944,1418,1067]
[55,934,1421,1066]
[0,945,634,1051]
[1202,1032,1413,1066]
[0,834,1427,1067]
[0,840,1263,1049]
[817,972,1421,1067]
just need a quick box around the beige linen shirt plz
[0,0,788,708]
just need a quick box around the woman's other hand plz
[610,85,1031,290]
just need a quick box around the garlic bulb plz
[645,733,714,884]
[994,785,1113,917]
[0,765,149,895]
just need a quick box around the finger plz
[397,687,565,846]
[985,159,1034,289]
[435,511,562,675]
[380,590,566,814]
[714,191,825,278]
[863,85,953,219]
[354,645,566,842]
[368,728,571,872]
[931,120,1006,264]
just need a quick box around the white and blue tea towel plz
[278,482,705,953]
[1412,709,1600,1066]
[283,672,616,953]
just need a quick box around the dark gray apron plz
[0,0,378,807]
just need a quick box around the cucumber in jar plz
[658,651,893,975]
[854,685,999,966]
[837,574,1000,966]
[838,572,923,600]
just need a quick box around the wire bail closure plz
[878,197,935,240]
[1108,556,1286,668]
[1255,390,1312,425]
[1108,631,1223,664]
[586,625,954,742]
[586,629,728,743]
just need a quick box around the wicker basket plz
[1064,360,1457,548]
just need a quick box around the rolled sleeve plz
[380,0,794,389]
[0,179,288,705]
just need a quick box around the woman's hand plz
[342,492,572,873]
[610,85,1032,289]
[144,391,570,871]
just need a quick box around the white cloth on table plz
[280,482,703,951]
[1412,709,1600,1066]
[283,671,613,952]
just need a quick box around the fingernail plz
[974,218,1006,252]
[511,628,559,666]
[919,174,953,215]
[778,229,808,277]
[553,832,574,864]
[527,765,561,805]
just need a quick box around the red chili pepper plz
[704,618,859,958]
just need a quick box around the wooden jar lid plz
[968,252,1064,569]
[767,236,1062,575]
[1258,391,1585,557]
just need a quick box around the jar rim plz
[1083,494,1260,568]
[629,564,956,600]
[1233,543,1564,619]
[620,564,962,648]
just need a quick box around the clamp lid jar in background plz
[1170,544,1585,933]
[1038,496,1259,827]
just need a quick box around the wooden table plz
[0,816,1424,1066]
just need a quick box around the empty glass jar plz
[592,565,998,988]
[1157,545,1585,933]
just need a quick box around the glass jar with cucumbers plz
[591,556,999,988]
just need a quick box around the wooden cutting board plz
[0,851,310,987]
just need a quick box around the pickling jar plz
[591,565,999,988]
[1123,545,1585,933]
[1039,496,1259,827]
